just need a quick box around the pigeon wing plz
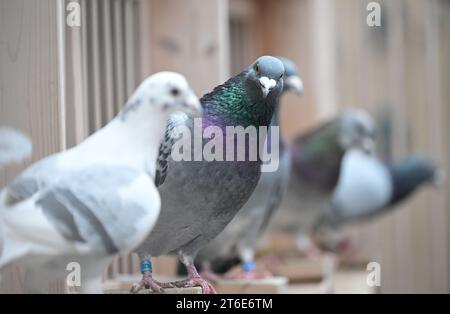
[155,112,192,186]
[1,165,158,264]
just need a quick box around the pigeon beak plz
[285,75,304,96]
[259,76,277,98]
[183,94,203,117]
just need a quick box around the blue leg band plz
[242,261,256,272]
[140,259,153,273]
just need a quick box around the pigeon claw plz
[129,272,173,294]
[173,276,217,294]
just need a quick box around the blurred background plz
[0,0,449,293]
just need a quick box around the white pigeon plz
[0,72,201,293]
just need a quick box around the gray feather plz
[36,165,147,255]
[155,112,191,186]
[6,155,60,205]
[196,139,292,267]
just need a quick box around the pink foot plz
[173,275,217,294]
[129,272,174,294]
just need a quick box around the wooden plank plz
[212,277,288,294]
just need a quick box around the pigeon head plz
[277,57,303,95]
[338,109,375,153]
[246,56,285,99]
[123,71,202,121]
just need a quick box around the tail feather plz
[0,127,32,168]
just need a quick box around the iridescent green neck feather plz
[201,71,276,129]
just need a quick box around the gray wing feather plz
[36,165,148,255]
[155,112,191,186]
[6,155,60,205]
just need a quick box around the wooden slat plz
[64,0,88,147]
[112,0,126,111]
[124,0,136,97]
[88,0,102,131]
[101,0,115,121]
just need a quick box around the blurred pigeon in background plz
[271,110,375,256]
[132,56,285,294]
[0,128,32,168]
[313,150,442,252]
[0,72,201,293]
[194,57,303,279]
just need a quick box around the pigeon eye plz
[170,88,180,97]
[279,73,284,79]
[255,64,259,73]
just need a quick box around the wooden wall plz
[231,0,450,293]
[0,0,63,293]
[144,0,229,97]
[331,0,450,293]
[0,0,449,293]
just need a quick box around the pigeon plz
[0,128,32,168]
[313,149,441,252]
[132,56,285,294]
[194,57,303,278]
[271,109,375,255]
[0,72,201,293]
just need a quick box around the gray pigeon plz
[271,109,375,254]
[0,72,201,293]
[194,57,303,278]
[313,149,441,252]
[132,56,285,294]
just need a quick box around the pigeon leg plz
[172,253,217,294]
[130,258,174,293]
[225,247,272,279]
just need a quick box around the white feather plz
[332,149,393,219]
